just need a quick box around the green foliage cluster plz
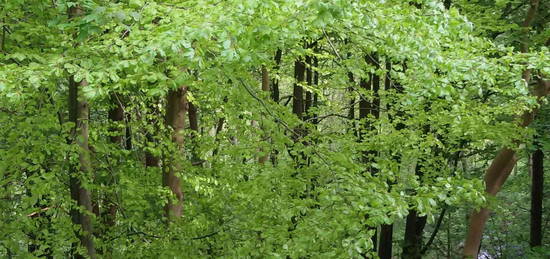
[0,0,548,257]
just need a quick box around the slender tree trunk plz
[378,61,393,259]
[358,55,377,253]
[259,66,270,164]
[188,102,198,132]
[293,59,305,120]
[530,145,543,247]
[68,77,97,259]
[312,56,320,125]
[125,113,132,150]
[163,86,187,221]
[68,5,97,259]
[105,95,124,226]
[305,55,313,121]
[270,50,283,165]
[271,49,282,103]
[188,100,200,163]
[145,104,160,167]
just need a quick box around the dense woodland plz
[0,0,549,258]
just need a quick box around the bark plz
[530,146,543,247]
[368,54,380,120]
[378,224,393,259]
[378,61,393,259]
[359,54,377,253]
[188,102,199,132]
[163,86,188,220]
[271,49,282,102]
[444,0,451,9]
[259,66,270,164]
[68,78,97,259]
[312,56,320,125]
[292,59,306,120]
[105,95,124,227]
[402,210,427,259]
[305,55,313,120]
[463,1,544,256]
[125,114,132,150]
[421,207,447,255]
[145,104,160,167]
[270,50,282,164]
[68,5,97,259]
[347,72,355,120]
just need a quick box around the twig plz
[322,29,343,61]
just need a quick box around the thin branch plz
[322,29,343,61]
[421,207,447,255]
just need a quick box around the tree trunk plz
[292,59,305,120]
[378,61,393,259]
[312,56,320,125]
[463,1,544,256]
[378,224,393,259]
[359,55,377,253]
[145,104,160,167]
[106,95,124,224]
[163,86,187,220]
[68,5,97,259]
[530,146,543,247]
[259,66,270,164]
[402,210,427,259]
[271,49,282,103]
[68,77,97,259]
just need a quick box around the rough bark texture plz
[163,86,187,220]
[530,147,543,247]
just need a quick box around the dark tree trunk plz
[402,162,427,259]
[312,56,320,125]
[444,0,451,9]
[359,54,377,253]
[292,59,306,120]
[259,66,270,164]
[530,146,543,247]
[402,210,427,259]
[378,224,393,259]
[271,49,282,102]
[305,55,313,120]
[103,95,124,228]
[163,86,188,221]
[378,61,393,259]
[188,102,198,132]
